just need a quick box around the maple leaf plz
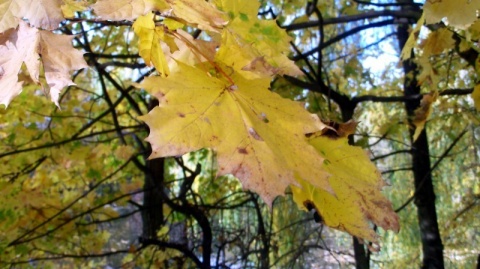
[215,0,302,77]
[420,28,455,58]
[291,135,400,250]
[0,0,64,32]
[0,21,87,107]
[137,62,331,205]
[92,0,168,21]
[0,0,23,32]
[61,0,89,18]
[38,31,89,106]
[133,12,170,76]
[164,0,228,32]
[22,0,64,30]
[0,21,40,107]
[424,0,480,28]
[168,29,217,70]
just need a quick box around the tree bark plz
[142,154,165,239]
[397,1,445,267]
[142,100,165,239]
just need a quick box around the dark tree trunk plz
[142,156,165,239]
[397,1,445,267]
[142,99,165,239]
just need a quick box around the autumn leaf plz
[38,31,89,106]
[0,21,40,107]
[61,0,89,18]
[215,1,302,77]
[291,135,400,250]
[424,0,480,28]
[164,0,228,32]
[0,0,24,32]
[133,12,170,76]
[137,62,330,205]
[400,13,424,61]
[412,92,437,141]
[92,0,168,21]
[0,21,87,107]
[22,0,64,30]
[0,0,64,32]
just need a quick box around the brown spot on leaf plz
[238,147,248,154]
[178,112,185,118]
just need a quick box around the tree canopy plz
[0,0,479,268]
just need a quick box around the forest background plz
[0,0,479,268]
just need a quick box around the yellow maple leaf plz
[215,1,302,77]
[291,135,399,249]
[137,62,330,205]
[133,12,170,76]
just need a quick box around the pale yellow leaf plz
[0,21,40,107]
[137,63,330,205]
[164,0,228,32]
[0,0,64,31]
[38,30,88,106]
[92,0,167,21]
[61,0,89,18]
[169,29,217,71]
[0,0,25,32]
[23,0,64,30]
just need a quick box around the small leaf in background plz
[412,92,437,141]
